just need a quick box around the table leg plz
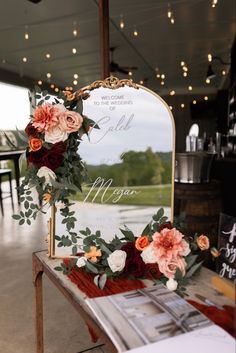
[13,157,20,204]
[32,253,44,353]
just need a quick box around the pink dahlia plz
[152,227,190,261]
[32,104,59,132]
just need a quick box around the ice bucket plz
[175,152,214,183]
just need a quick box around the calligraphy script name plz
[88,114,134,144]
[83,177,140,204]
[219,223,236,279]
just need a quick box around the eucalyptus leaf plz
[85,261,98,274]
[186,261,203,279]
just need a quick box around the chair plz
[0,169,14,216]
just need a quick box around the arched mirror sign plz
[52,77,175,257]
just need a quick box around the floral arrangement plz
[55,208,210,295]
[12,86,97,235]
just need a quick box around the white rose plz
[180,239,191,256]
[166,278,178,291]
[107,250,127,273]
[141,244,157,264]
[76,256,87,268]
[37,166,56,185]
[45,125,68,144]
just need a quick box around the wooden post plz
[99,0,110,79]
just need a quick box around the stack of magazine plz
[86,283,235,353]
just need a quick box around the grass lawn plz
[73,184,171,207]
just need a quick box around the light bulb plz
[181,61,185,66]
[161,74,165,79]
[73,28,77,37]
[193,100,197,104]
[46,53,51,59]
[24,32,29,40]
[167,10,172,18]
[160,81,165,86]
[133,27,138,36]
[169,105,173,110]
[204,96,208,101]
[38,80,42,85]
[170,90,175,96]
[50,84,55,89]
[74,73,79,79]
[139,80,144,85]
[46,72,51,78]
[222,70,226,75]
[208,54,212,62]
[120,15,124,29]
[72,48,77,54]
[183,72,188,77]
[55,87,59,92]
[181,103,185,108]
[73,80,78,85]
[183,66,188,72]
[206,78,211,84]
[188,85,193,91]
[22,57,27,62]
[156,74,160,78]
[170,17,175,24]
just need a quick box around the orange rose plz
[29,138,43,151]
[85,246,102,263]
[43,193,51,203]
[197,235,210,251]
[135,235,150,251]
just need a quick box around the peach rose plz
[158,256,186,279]
[197,235,210,251]
[29,138,43,151]
[135,235,150,251]
[58,110,83,132]
[210,247,220,258]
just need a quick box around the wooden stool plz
[0,169,14,216]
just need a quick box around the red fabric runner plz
[188,300,236,338]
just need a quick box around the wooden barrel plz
[174,180,221,247]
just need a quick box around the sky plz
[0,82,31,130]
[80,86,174,165]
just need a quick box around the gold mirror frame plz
[48,76,176,258]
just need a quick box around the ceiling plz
[0,0,235,94]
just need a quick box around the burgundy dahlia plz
[121,242,146,278]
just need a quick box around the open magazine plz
[86,283,213,352]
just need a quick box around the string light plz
[208,54,212,62]
[46,72,51,78]
[50,84,55,89]
[161,74,165,79]
[188,85,193,91]
[183,72,188,77]
[24,25,29,40]
[222,70,226,75]
[45,53,51,59]
[22,57,27,63]
[37,80,42,86]
[181,61,185,66]
[72,48,77,54]
[160,80,165,86]
[120,14,124,29]
[170,17,175,24]
[193,100,197,105]
[73,21,78,37]
[212,0,218,8]
[55,87,59,92]
[73,73,79,79]
[206,78,210,84]
[169,90,175,96]
[183,66,188,72]
[139,80,144,85]
[73,80,78,85]
[156,73,160,78]
[204,96,208,101]
[133,27,138,36]
[181,103,185,108]
[169,106,173,110]
[128,71,133,76]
